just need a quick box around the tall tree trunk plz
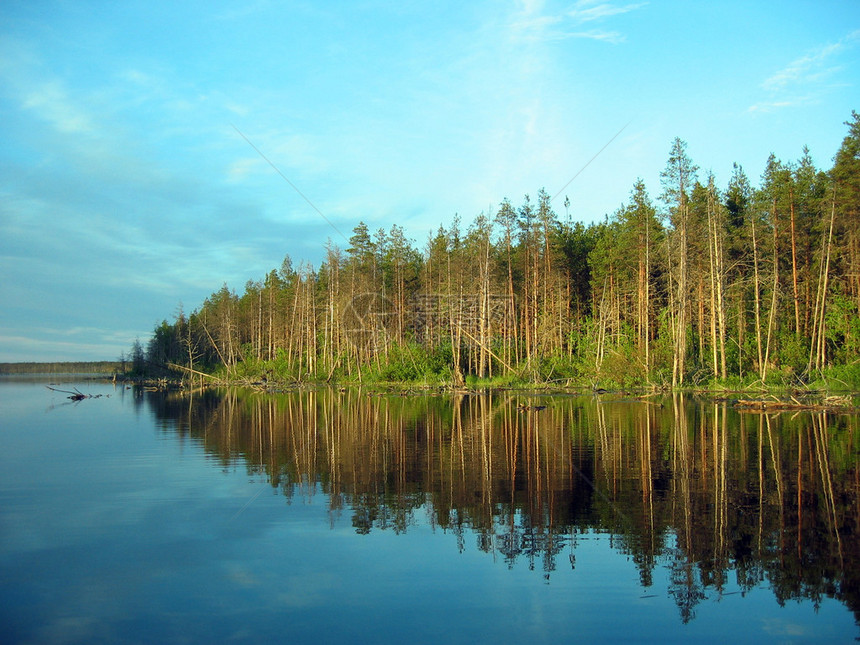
[789,188,801,336]
[809,195,836,373]
[762,201,779,382]
[707,184,727,379]
[673,199,688,387]
[644,216,651,378]
[751,217,764,380]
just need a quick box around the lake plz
[1,378,857,644]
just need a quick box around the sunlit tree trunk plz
[809,194,836,373]
[789,188,801,336]
[751,217,764,381]
[706,178,727,379]
[762,201,779,382]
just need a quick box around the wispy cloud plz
[750,29,860,113]
[0,329,144,362]
[567,0,647,24]
[568,29,625,44]
[22,81,97,134]
[762,42,844,92]
[509,0,644,44]
[748,99,811,114]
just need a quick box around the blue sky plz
[1,0,859,362]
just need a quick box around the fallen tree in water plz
[45,385,104,401]
[733,394,857,413]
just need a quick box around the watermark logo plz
[341,292,515,345]
[342,293,394,345]
[408,293,514,329]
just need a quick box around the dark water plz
[1,378,858,644]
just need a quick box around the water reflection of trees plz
[146,389,858,625]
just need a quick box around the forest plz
[0,361,122,375]
[134,112,860,390]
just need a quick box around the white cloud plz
[225,101,250,117]
[509,0,643,44]
[569,29,625,44]
[748,99,810,114]
[751,29,860,112]
[227,157,263,181]
[22,81,96,134]
[0,330,143,362]
[568,1,647,24]
[762,42,843,91]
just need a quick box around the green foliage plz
[821,362,860,390]
[270,349,301,381]
[825,295,860,362]
[231,344,260,379]
[130,338,146,375]
[536,353,581,382]
[464,371,529,389]
[648,310,676,386]
[832,111,860,217]
[776,333,808,378]
[595,324,651,389]
[556,220,602,315]
[365,342,454,384]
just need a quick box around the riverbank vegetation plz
[0,361,122,375]
[135,113,860,391]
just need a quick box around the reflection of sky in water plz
[0,380,855,644]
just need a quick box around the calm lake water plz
[1,377,858,644]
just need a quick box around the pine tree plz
[661,138,698,386]
[832,111,860,309]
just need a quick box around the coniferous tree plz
[832,111,860,309]
[661,138,698,386]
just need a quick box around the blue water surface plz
[0,379,855,644]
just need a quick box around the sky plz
[1,0,859,362]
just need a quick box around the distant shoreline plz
[0,361,122,375]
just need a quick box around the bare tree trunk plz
[447,251,464,387]
[789,188,801,336]
[267,278,274,361]
[809,195,836,373]
[708,227,719,379]
[673,200,689,388]
[736,291,745,379]
[698,276,705,370]
[595,278,609,375]
[665,234,678,383]
[763,202,779,383]
[751,217,764,381]
[643,217,651,378]
[707,184,728,379]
